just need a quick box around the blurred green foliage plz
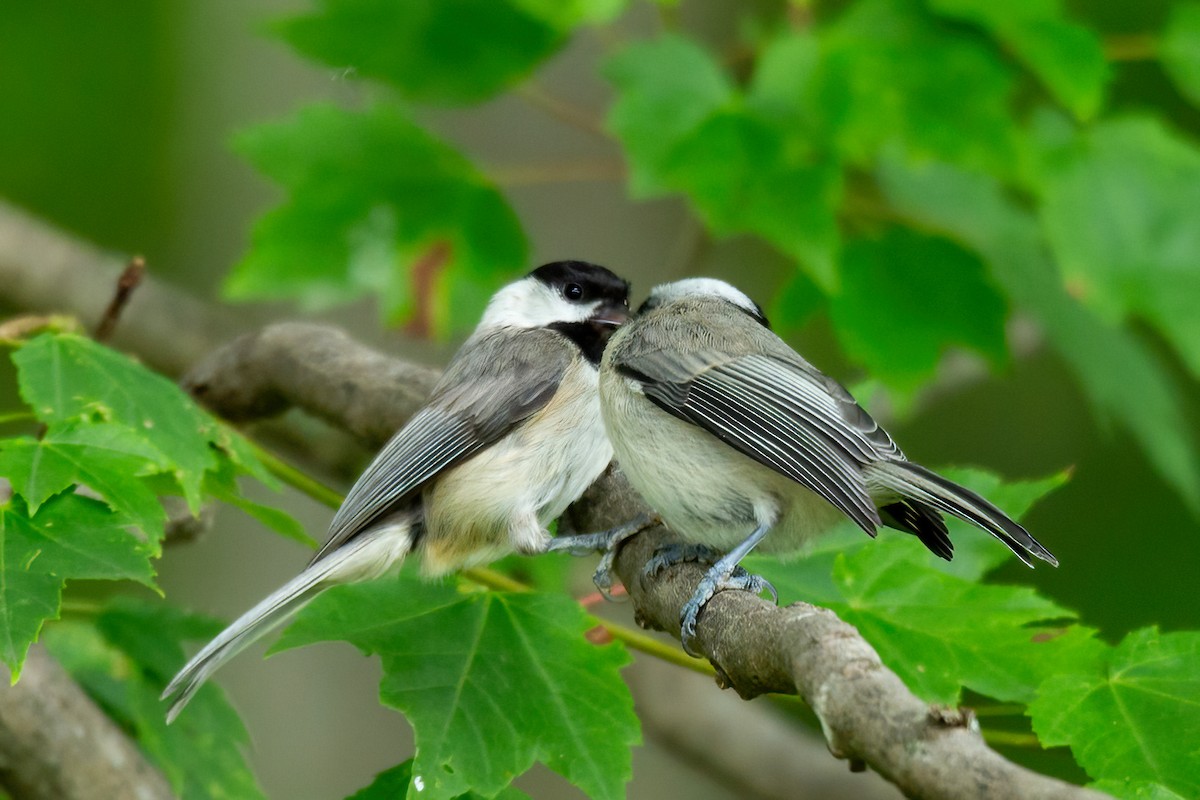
[3,0,1200,798]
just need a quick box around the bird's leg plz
[543,513,661,598]
[666,523,776,657]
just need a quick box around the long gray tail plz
[161,521,416,723]
[865,461,1057,567]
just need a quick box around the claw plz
[678,565,776,656]
[642,542,721,581]
[544,513,660,599]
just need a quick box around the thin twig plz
[94,256,145,343]
[515,83,609,138]
[489,160,626,186]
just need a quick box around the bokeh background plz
[2,1,1198,798]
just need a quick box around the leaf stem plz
[489,161,626,186]
[515,83,608,138]
[971,703,1027,717]
[0,410,37,425]
[243,440,709,674]
[466,567,712,674]
[59,599,104,617]
[246,440,343,511]
[981,729,1042,748]
[595,619,714,675]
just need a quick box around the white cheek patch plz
[480,280,596,329]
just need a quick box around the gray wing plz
[619,347,897,535]
[311,328,573,563]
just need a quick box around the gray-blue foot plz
[642,543,774,597]
[643,542,723,580]
[679,567,778,657]
[545,514,660,598]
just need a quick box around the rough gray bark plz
[182,322,439,449]
[0,647,176,800]
[185,323,1112,800]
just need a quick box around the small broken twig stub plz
[94,256,146,343]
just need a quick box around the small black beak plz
[590,303,631,327]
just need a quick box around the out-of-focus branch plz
[190,325,1110,800]
[0,198,249,375]
[0,647,176,800]
[628,658,902,800]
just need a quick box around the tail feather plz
[879,500,953,561]
[162,520,416,723]
[867,461,1057,567]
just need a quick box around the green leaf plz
[1091,780,1191,800]
[0,525,61,676]
[346,760,529,800]
[661,113,843,289]
[204,470,316,548]
[926,0,1108,119]
[213,422,280,490]
[277,575,638,800]
[604,35,733,195]
[878,157,1200,512]
[228,104,527,333]
[1029,628,1200,798]
[830,543,1100,704]
[760,537,1100,705]
[829,227,1009,392]
[0,424,168,535]
[745,468,1086,703]
[13,333,219,511]
[44,599,266,800]
[276,0,621,104]
[5,494,155,584]
[1036,117,1200,380]
[605,36,842,288]
[745,31,821,128]
[1161,3,1200,108]
[812,0,1018,175]
[766,267,825,340]
[202,455,316,551]
[0,494,156,672]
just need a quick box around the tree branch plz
[182,322,439,449]
[188,324,1111,800]
[0,647,176,800]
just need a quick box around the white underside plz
[602,375,845,553]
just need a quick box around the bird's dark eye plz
[563,283,584,301]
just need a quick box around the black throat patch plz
[548,320,616,366]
